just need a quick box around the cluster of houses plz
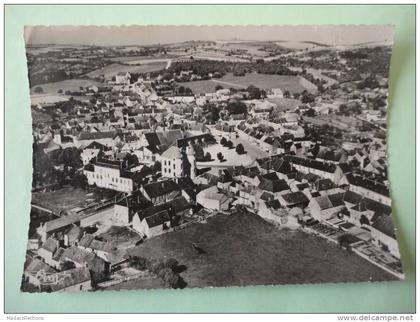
[25,62,400,291]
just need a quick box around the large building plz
[83,159,133,193]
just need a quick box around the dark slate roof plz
[328,193,345,208]
[259,177,289,193]
[142,180,180,199]
[260,191,274,201]
[84,163,94,172]
[265,199,282,210]
[261,172,280,181]
[296,183,310,190]
[303,173,320,183]
[338,163,353,174]
[312,196,333,210]
[78,131,115,141]
[346,174,390,197]
[315,178,335,191]
[41,238,59,253]
[285,155,337,173]
[144,132,160,147]
[138,197,191,221]
[281,191,309,206]
[145,211,171,228]
[116,192,154,216]
[177,133,216,148]
[343,191,364,205]
[84,141,111,150]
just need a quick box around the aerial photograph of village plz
[21,25,402,292]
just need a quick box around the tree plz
[57,147,81,169]
[164,258,179,270]
[246,85,264,100]
[338,234,353,251]
[303,108,316,117]
[283,90,290,98]
[61,261,76,271]
[57,89,63,94]
[178,86,185,95]
[204,152,212,161]
[129,256,148,270]
[227,100,247,115]
[360,215,370,226]
[123,153,139,169]
[220,137,227,146]
[152,161,161,172]
[217,152,224,162]
[226,140,234,149]
[235,143,245,155]
[71,172,88,189]
[301,92,315,104]
[215,85,224,91]
[34,86,44,94]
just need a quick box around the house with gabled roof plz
[132,197,192,238]
[258,199,300,228]
[42,267,92,292]
[308,192,345,222]
[258,172,291,197]
[23,258,57,288]
[140,179,181,205]
[80,140,112,165]
[113,192,153,224]
[341,173,391,206]
[37,213,81,243]
[278,191,310,209]
[284,155,345,184]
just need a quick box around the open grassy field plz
[127,212,395,289]
[31,187,96,213]
[30,79,103,95]
[86,62,166,79]
[184,73,316,95]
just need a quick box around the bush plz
[235,143,245,155]
[157,267,173,280]
[34,86,44,94]
[204,152,212,161]
[164,258,179,270]
[130,256,148,270]
[217,152,224,162]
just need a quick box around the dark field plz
[128,212,396,289]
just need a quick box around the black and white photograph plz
[22,25,402,293]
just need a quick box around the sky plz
[24,25,394,47]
